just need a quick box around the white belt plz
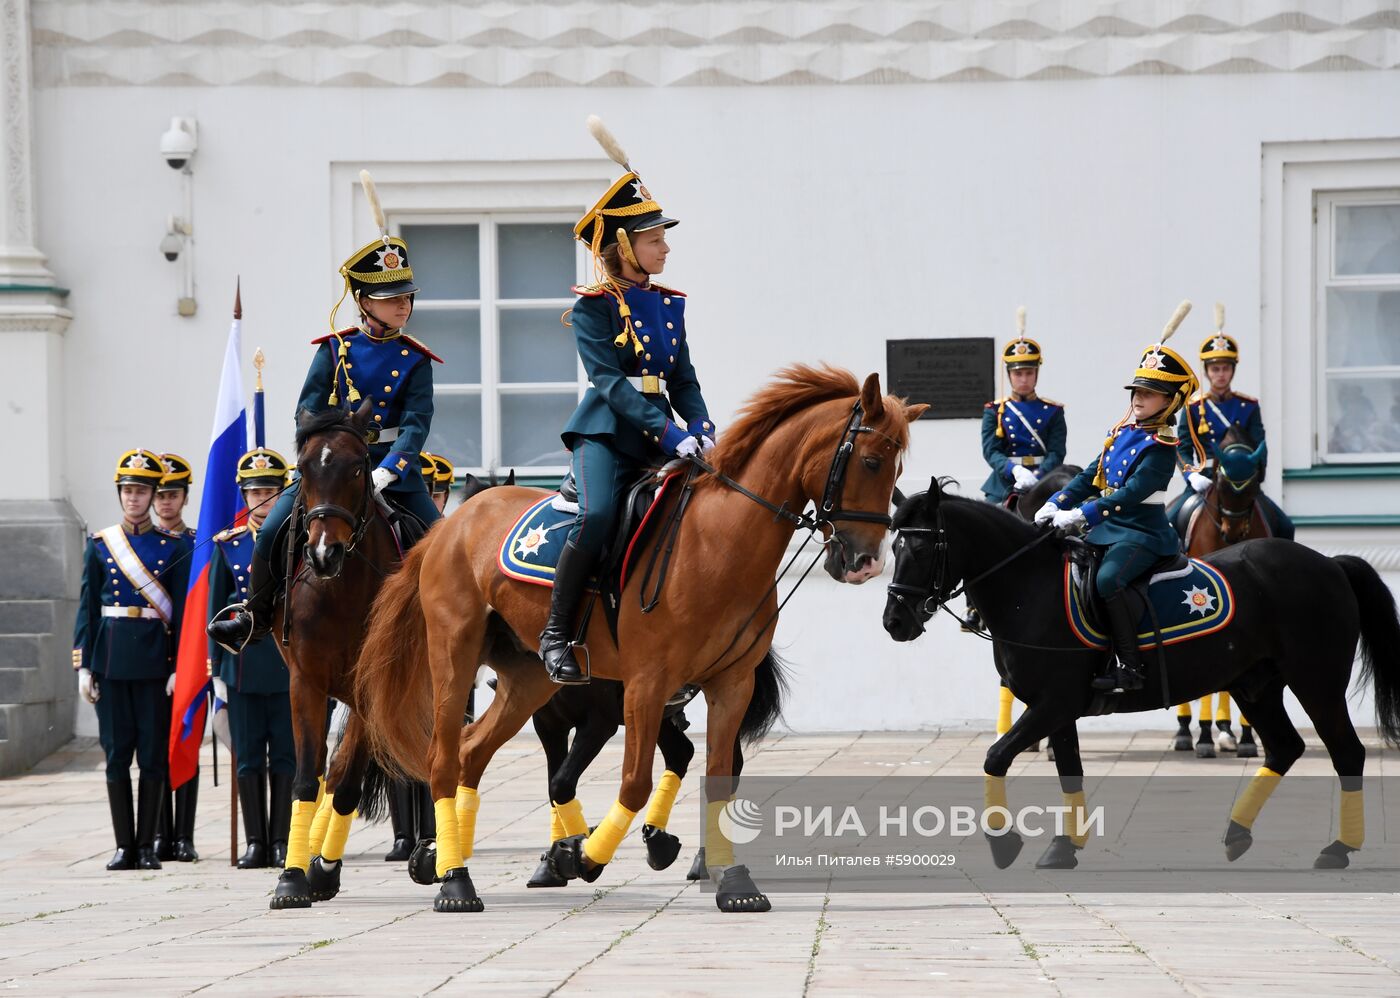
[102,605,163,620]
[1011,455,1043,467]
[369,425,399,444]
[591,376,667,394]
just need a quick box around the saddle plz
[1065,538,1188,638]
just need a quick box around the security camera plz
[160,217,189,262]
[160,117,197,170]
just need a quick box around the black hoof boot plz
[307,856,342,902]
[409,840,438,886]
[547,833,604,883]
[106,847,137,871]
[1237,729,1259,759]
[1195,740,1216,759]
[434,867,485,912]
[270,868,314,910]
[1035,835,1081,870]
[384,837,413,863]
[1173,720,1193,751]
[1223,820,1253,862]
[986,829,1025,869]
[715,864,771,913]
[1314,840,1355,869]
[137,847,162,871]
[686,847,707,881]
[643,824,682,871]
[527,851,568,888]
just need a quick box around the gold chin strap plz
[585,218,645,357]
[616,228,642,271]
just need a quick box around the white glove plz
[1011,464,1038,490]
[1052,507,1086,531]
[1189,472,1212,495]
[674,435,702,459]
[212,707,232,750]
[78,667,99,704]
[1033,501,1059,526]
[699,435,717,455]
[371,467,396,494]
[165,673,177,697]
[213,677,229,705]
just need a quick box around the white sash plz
[1204,397,1232,433]
[1003,400,1047,453]
[99,526,173,624]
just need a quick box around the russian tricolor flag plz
[169,313,248,789]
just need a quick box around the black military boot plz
[268,772,294,868]
[173,777,199,862]
[1091,593,1146,693]
[154,778,176,861]
[135,775,165,870]
[384,780,415,862]
[105,777,137,871]
[237,772,269,869]
[538,540,593,685]
[207,552,277,655]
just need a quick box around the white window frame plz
[1313,191,1400,465]
[391,213,586,477]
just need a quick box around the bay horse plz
[884,480,1400,871]
[356,365,925,914]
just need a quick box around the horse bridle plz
[1203,448,1260,540]
[299,424,375,559]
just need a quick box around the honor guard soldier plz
[429,453,455,514]
[539,116,717,685]
[980,308,1067,505]
[74,449,190,870]
[1036,302,1199,694]
[152,453,200,863]
[1169,304,1295,539]
[208,447,296,868]
[208,173,442,653]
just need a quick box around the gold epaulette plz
[213,524,249,543]
[648,281,686,298]
[1038,396,1063,408]
[571,282,610,298]
[1232,391,1258,403]
[1153,424,1180,445]
[400,334,444,363]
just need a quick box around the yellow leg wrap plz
[557,797,588,838]
[1216,692,1232,723]
[1230,767,1283,829]
[643,771,683,831]
[455,786,480,861]
[706,799,734,867]
[434,798,463,878]
[1176,702,1192,718]
[1340,789,1365,849]
[284,799,318,873]
[550,806,566,843]
[1063,791,1089,848]
[582,800,637,866]
[996,686,1014,736]
[320,809,357,862]
[308,791,334,856]
[1199,695,1213,723]
[984,774,1009,831]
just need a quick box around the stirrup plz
[208,602,254,656]
[544,641,591,686]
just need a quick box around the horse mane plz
[295,405,359,451]
[893,484,1041,542]
[711,363,910,478]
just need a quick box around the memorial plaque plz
[886,338,994,419]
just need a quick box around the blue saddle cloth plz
[1064,557,1234,650]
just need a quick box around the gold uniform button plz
[110,568,118,574]
[106,558,113,563]
[642,369,649,375]
[401,349,409,356]
[635,320,643,327]
[669,355,675,363]
[645,353,652,361]
[157,560,164,566]
[643,336,650,343]
[375,414,383,422]
[384,385,392,393]
[666,322,674,329]
[345,363,352,370]
[671,338,678,346]
[391,370,399,377]
[663,297,671,304]
[159,538,167,545]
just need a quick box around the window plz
[399,217,583,476]
[1315,192,1400,463]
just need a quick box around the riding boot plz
[154,778,176,861]
[105,777,137,871]
[1091,592,1146,693]
[135,775,165,870]
[237,773,269,869]
[384,781,415,861]
[268,772,293,867]
[538,540,592,685]
[207,552,277,655]
[174,778,199,862]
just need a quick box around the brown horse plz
[355,365,926,914]
[265,400,423,909]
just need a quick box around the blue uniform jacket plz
[561,281,714,463]
[1175,390,1266,482]
[72,522,189,681]
[1052,423,1180,557]
[207,524,290,695]
[300,327,439,491]
[979,396,1066,502]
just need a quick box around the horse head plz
[294,399,375,579]
[1210,427,1264,544]
[882,477,948,640]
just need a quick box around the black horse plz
[883,480,1400,870]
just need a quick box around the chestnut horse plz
[356,366,925,914]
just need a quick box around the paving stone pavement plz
[3,727,1399,996]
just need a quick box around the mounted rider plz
[208,172,441,653]
[1036,301,1200,694]
[538,116,717,685]
[1168,303,1294,540]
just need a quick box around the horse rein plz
[298,424,375,558]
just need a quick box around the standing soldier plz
[208,447,296,868]
[74,449,189,870]
[429,453,455,514]
[152,453,200,862]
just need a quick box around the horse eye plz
[863,456,881,471]
[354,468,362,477]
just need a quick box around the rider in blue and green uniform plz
[207,229,441,652]
[539,131,716,685]
[1167,311,1295,540]
[1036,305,1201,694]
[980,325,1066,506]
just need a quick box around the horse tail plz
[354,540,434,781]
[1336,554,1400,747]
[357,755,391,823]
[739,648,790,746]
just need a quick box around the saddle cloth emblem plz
[1064,557,1235,650]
